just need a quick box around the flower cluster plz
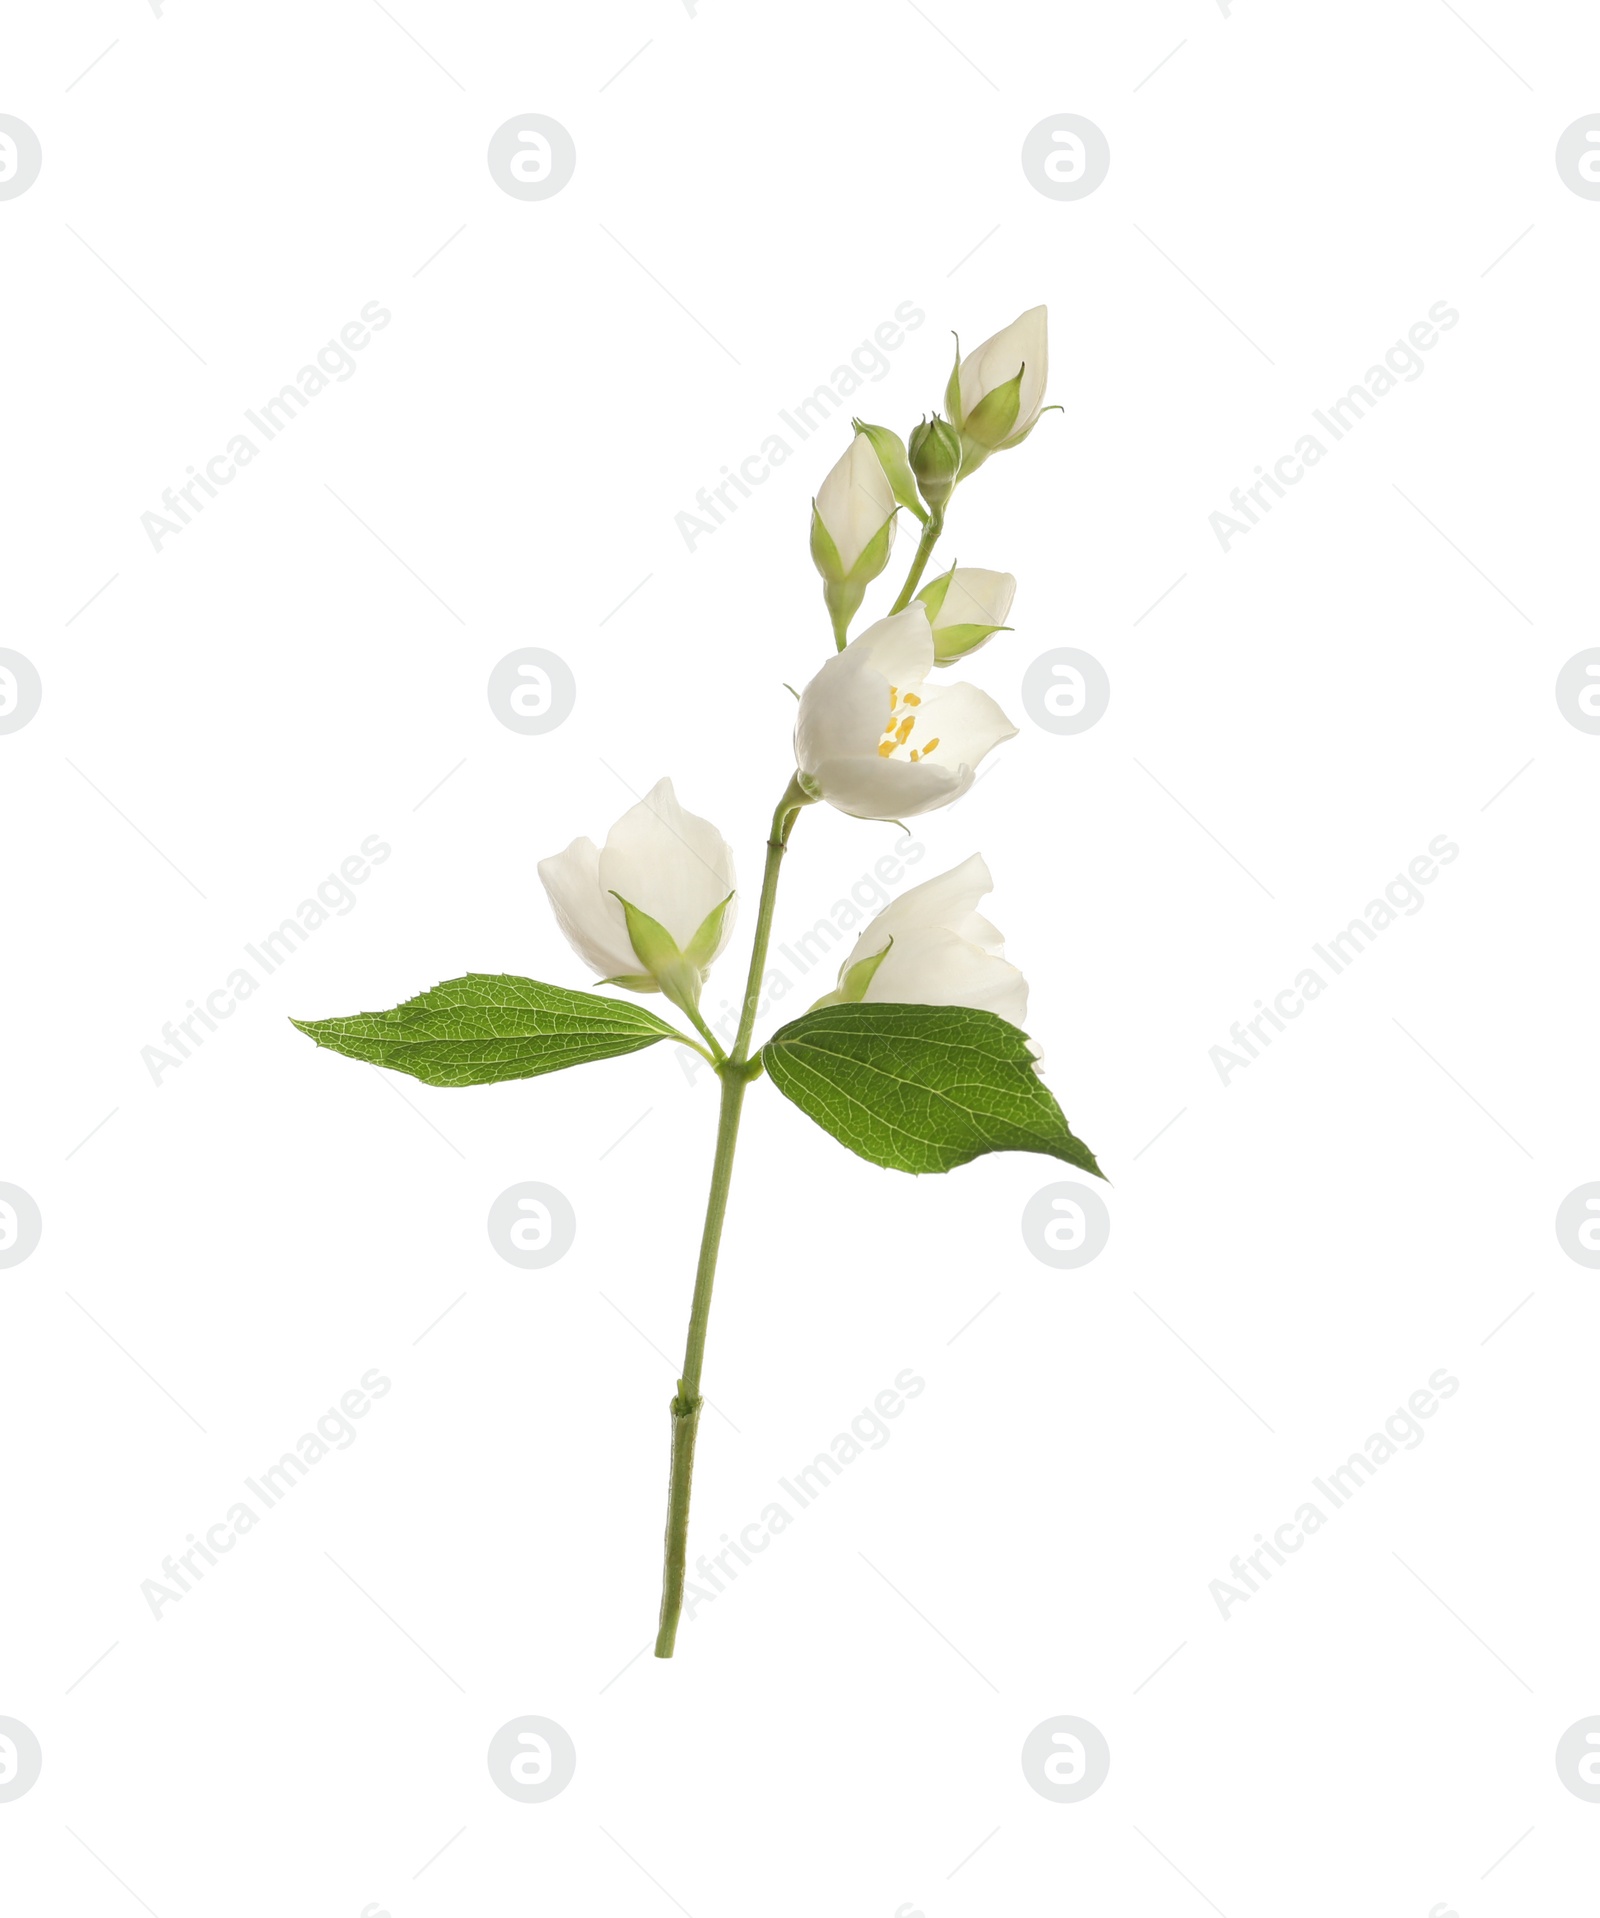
[539,307,1051,1028]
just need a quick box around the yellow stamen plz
[922,737,940,755]
[904,693,921,706]
[877,741,895,757]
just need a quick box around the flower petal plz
[795,651,884,773]
[598,777,738,954]
[863,925,1029,1025]
[815,433,897,575]
[843,853,993,959]
[804,753,966,821]
[794,607,936,778]
[935,569,1016,630]
[846,605,936,688]
[914,680,1019,774]
[538,836,638,979]
[836,854,1008,986]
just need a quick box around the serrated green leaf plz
[292,974,681,1088]
[761,1002,1102,1178]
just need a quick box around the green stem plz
[680,999,728,1065]
[654,775,812,1657]
[732,778,808,1061]
[652,1065,745,1658]
[888,506,946,614]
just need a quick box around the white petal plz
[795,650,887,775]
[862,925,1029,1024]
[933,569,1016,631]
[913,680,1019,775]
[845,605,935,689]
[794,607,935,780]
[846,853,990,954]
[958,305,1048,433]
[837,854,1006,981]
[804,753,966,821]
[815,433,896,574]
[538,836,638,979]
[598,778,737,953]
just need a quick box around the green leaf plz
[761,1002,1103,1177]
[292,974,682,1088]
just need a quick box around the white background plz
[3,2,1598,1913]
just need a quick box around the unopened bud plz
[908,415,962,516]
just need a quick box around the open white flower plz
[794,606,1016,820]
[537,779,736,1001]
[817,854,1027,1024]
[949,305,1049,467]
[812,431,898,579]
[917,566,1016,663]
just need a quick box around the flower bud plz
[810,431,899,645]
[944,305,1050,475]
[916,565,1016,664]
[810,433,897,585]
[810,854,1027,1024]
[908,415,962,517]
[851,420,928,523]
[538,779,738,1020]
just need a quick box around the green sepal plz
[916,565,956,622]
[917,564,1011,661]
[962,364,1024,451]
[612,893,705,1024]
[809,937,894,1010]
[809,500,846,584]
[943,333,963,423]
[851,419,928,523]
[932,622,1011,664]
[823,576,867,650]
[684,892,735,972]
[812,489,895,600]
[845,511,894,585]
